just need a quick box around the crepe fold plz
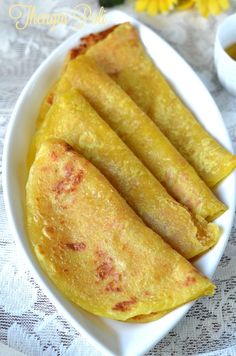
[31,89,219,259]
[56,55,225,221]
[26,140,215,321]
[70,22,236,188]
[36,81,60,130]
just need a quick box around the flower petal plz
[195,0,230,17]
[176,0,195,10]
[147,0,159,15]
[135,0,177,14]
[135,0,149,12]
[219,0,230,10]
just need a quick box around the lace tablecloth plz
[1,1,236,355]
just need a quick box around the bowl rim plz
[2,9,236,356]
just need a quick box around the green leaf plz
[99,0,125,8]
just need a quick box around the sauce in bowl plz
[225,43,236,61]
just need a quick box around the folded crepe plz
[30,89,219,259]
[37,81,58,129]
[68,22,236,188]
[26,140,215,321]
[55,55,226,221]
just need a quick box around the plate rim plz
[2,9,236,356]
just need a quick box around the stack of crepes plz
[26,23,236,322]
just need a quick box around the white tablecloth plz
[1,1,236,355]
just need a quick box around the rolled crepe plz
[69,23,236,188]
[26,140,215,321]
[31,89,219,259]
[57,55,226,221]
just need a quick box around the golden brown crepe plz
[26,140,215,321]
[37,81,58,129]
[30,89,219,259]
[69,22,236,188]
[56,55,226,221]
[128,311,170,323]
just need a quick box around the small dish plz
[3,10,236,356]
[215,13,236,96]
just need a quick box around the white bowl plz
[3,10,236,356]
[215,13,236,96]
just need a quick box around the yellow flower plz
[195,0,230,17]
[135,0,177,15]
[135,0,230,16]
[175,0,194,10]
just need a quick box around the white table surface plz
[0,1,236,355]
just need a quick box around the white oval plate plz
[3,10,236,356]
